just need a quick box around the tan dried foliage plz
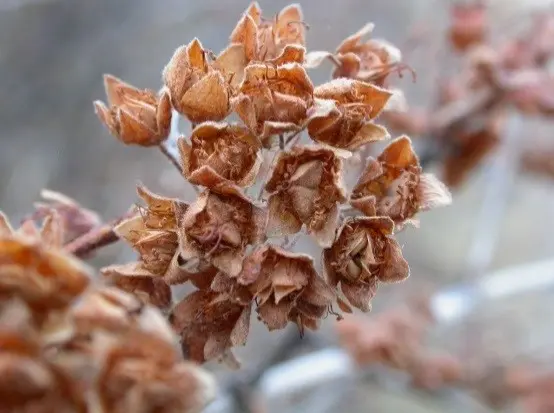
[94,75,172,146]
[351,136,451,227]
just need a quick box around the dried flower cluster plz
[382,3,554,188]
[0,208,214,412]
[336,301,462,390]
[91,2,451,364]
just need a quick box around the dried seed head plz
[238,244,335,332]
[351,136,451,227]
[178,183,266,277]
[94,74,172,146]
[230,2,306,63]
[308,78,391,150]
[163,39,231,123]
[265,145,346,247]
[179,122,262,187]
[233,62,313,146]
[324,217,409,312]
[171,289,251,363]
[448,2,487,52]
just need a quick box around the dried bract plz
[308,78,391,151]
[351,136,451,226]
[238,245,335,332]
[230,2,306,63]
[324,217,409,312]
[178,183,266,276]
[179,122,262,187]
[163,39,230,123]
[94,74,172,146]
[265,145,346,247]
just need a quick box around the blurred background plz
[1,0,554,412]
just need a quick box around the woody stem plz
[158,143,183,174]
[64,209,137,258]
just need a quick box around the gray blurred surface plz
[1,0,554,411]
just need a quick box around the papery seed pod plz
[324,217,409,312]
[238,244,335,332]
[264,145,346,248]
[94,74,172,146]
[351,136,451,227]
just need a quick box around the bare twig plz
[158,143,183,174]
[64,210,137,258]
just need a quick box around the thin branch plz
[158,143,183,174]
[64,210,136,258]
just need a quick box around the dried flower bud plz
[163,39,230,123]
[324,217,409,312]
[230,2,306,63]
[265,145,346,247]
[0,235,91,318]
[351,136,451,226]
[179,122,262,187]
[448,2,487,52]
[171,289,251,363]
[178,183,266,276]
[521,147,554,180]
[308,78,391,150]
[233,62,313,146]
[238,245,335,332]
[94,74,172,146]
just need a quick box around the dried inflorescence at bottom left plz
[0,230,215,413]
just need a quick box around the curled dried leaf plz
[324,217,409,312]
[265,145,346,247]
[351,136,451,226]
[179,122,262,187]
[94,74,171,146]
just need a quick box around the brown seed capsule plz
[179,122,262,188]
[264,145,346,248]
[94,74,172,146]
[230,2,306,63]
[351,136,451,227]
[163,39,231,123]
[178,182,266,277]
[238,244,335,332]
[324,216,409,312]
[308,78,391,151]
